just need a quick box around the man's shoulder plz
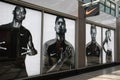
[64,40,74,48]
[0,23,11,27]
[21,26,28,31]
[96,42,101,49]
[44,39,56,46]
[0,23,12,30]
[20,26,30,33]
[86,42,92,47]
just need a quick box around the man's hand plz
[21,47,37,56]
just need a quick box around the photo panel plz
[102,28,114,63]
[42,13,75,74]
[0,1,41,79]
[86,24,102,66]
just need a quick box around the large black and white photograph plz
[102,28,114,63]
[86,24,102,66]
[42,13,75,74]
[0,1,41,79]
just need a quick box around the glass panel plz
[101,0,105,4]
[111,9,115,16]
[111,3,115,10]
[106,6,110,14]
[119,6,120,11]
[118,6,120,14]
[106,0,110,7]
[119,6,120,17]
[84,0,91,3]
[100,3,105,12]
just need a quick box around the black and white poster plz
[102,28,114,63]
[86,24,102,66]
[0,1,41,79]
[42,13,75,74]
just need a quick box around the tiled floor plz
[60,65,120,80]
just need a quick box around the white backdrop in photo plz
[86,24,101,45]
[0,2,41,76]
[43,13,75,49]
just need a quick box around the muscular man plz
[0,6,37,79]
[86,25,101,66]
[103,29,112,63]
[43,16,75,73]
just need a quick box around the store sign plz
[85,3,100,17]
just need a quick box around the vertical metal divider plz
[84,24,86,67]
[78,1,86,68]
[40,10,44,75]
[85,22,86,67]
[115,18,119,62]
[114,28,116,62]
[75,0,80,69]
[77,0,80,69]
[101,27,103,64]
[75,16,79,69]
